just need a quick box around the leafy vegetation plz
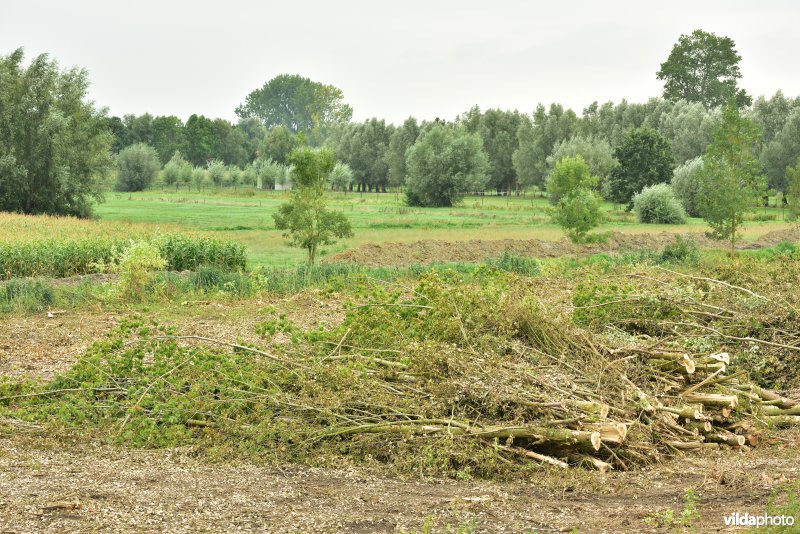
[633,183,687,224]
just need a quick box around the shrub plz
[671,157,704,217]
[491,251,541,276]
[115,143,161,192]
[659,235,699,264]
[632,183,687,224]
[114,241,166,300]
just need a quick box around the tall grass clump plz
[0,278,55,313]
[0,234,247,280]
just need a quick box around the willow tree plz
[0,48,113,217]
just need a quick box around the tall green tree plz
[260,125,304,164]
[385,117,420,187]
[235,74,352,143]
[331,118,394,192]
[657,29,751,108]
[699,104,765,251]
[760,108,800,193]
[273,147,353,266]
[405,124,489,207]
[513,104,580,190]
[461,107,523,192]
[606,128,674,208]
[0,48,113,217]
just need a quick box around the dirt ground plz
[2,249,800,532]
[0,432,798,533]
[326,228,800,267]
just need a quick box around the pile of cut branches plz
[1,266,798,476]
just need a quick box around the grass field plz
[86,189,794,268]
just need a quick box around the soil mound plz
[326,229,800,266]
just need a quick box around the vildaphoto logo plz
[723,512,795,527]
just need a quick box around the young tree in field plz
[162,151,192,191]
[606,128,674,208]
[192,168,208,192]
[552,189,603,243]
[785,158,800,221]
[699,104,765,252]
[115,143,161,192]
[546,135,617,188]
[273,147,353,266]
[545,156,598,204]
[0,49,113,217]
[329,162,353,192]
[206,160,226,187]
[657,29,751,108]
[404,124,489,207]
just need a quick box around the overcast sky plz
[1,0,798,124]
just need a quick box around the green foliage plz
[606,128,674,208]
[329,162,353,192]
[699,104,765,250]
[643,489,701,531]
[659,235,699,264]
[513,104,581,189]
[405,125,489,207]
[760,109,800,194]
[259,125,304,164]
[788,158,800,221]
[274,148,353,266]
[546,135,617,189]
[572,280,682,334]
[205,159,226,187]
[385,117,420,187]
[115,143,161,192]
[0,48,113,217]
[161,151,193,188]
[545,156,598,204]
[332,118,394,192]
[657,29,750,108]
[0,234,246,280]
[113,241,167,301]
[671,156,705,217]
[235,74,352,142]
[490,251,541,276]
[0,278,55,312]
[460,107,523,192]
[632,183,687,224]
[552,189,603,243]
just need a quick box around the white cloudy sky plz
[1,0,798,124]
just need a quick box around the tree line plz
[3,29,800,217]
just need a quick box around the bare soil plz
[0,432,798,533]
[326,228,800,267]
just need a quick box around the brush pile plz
[2,258,799,476]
